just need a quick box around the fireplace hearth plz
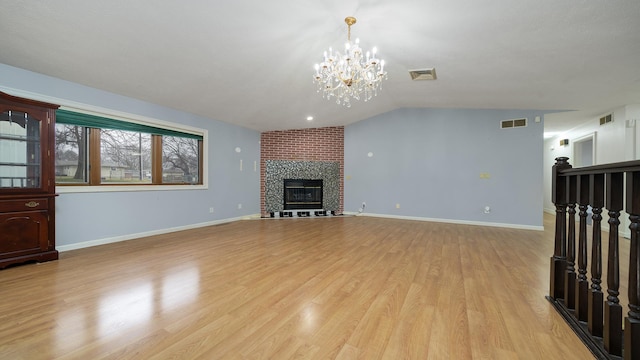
[284,179,323,210]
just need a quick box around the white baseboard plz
[57,214,260,252]
[343,212,543,231]
[70,211,630,252]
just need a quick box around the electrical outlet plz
[238,203,242,209]
[209,207,214,213]
[396,203,400,209]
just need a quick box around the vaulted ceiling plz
[1,1,639,135]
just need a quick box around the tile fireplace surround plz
[264,160,340,214]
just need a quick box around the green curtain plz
[56,109,203,140]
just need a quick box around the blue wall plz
[1,62,547,250]
[344,108,545,228]
[0,64,261,248]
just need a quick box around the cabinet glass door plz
[0,110,41,188]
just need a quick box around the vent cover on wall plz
[501,118,527,129]
[599,113,613,125]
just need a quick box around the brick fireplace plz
[260,126,344,216]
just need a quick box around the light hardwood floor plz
[1,214,622,359]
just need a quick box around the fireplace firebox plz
[283,179,323,210]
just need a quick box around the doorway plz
[572,132,596,167]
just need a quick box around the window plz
[100,129,152,184]
[54,109,204,187]
[55,124,88,183]
[162,136,200,184]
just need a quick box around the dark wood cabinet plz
[0,91,59,269]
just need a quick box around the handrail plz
[559,159,640,176]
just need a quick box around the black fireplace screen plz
[283,179,323,210]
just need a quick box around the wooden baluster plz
[604,172,623,356]
[625,171,640,360]
[565,175,577,310]
[551,157,571,299]
[576,174,590,322]
[588,173,604,337]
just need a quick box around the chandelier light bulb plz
[313,16,388,107]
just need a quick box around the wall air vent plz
[599,113,613,125]
[501,118,527,129]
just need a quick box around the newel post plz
[550,157,572,299]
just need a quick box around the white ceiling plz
[1,1,639,134]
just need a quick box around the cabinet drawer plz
[0,198,49,212]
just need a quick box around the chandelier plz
[313,17,387,107]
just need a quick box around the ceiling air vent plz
[409,68,437,80]
[599,113,613,125]
[501,118,527,129]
